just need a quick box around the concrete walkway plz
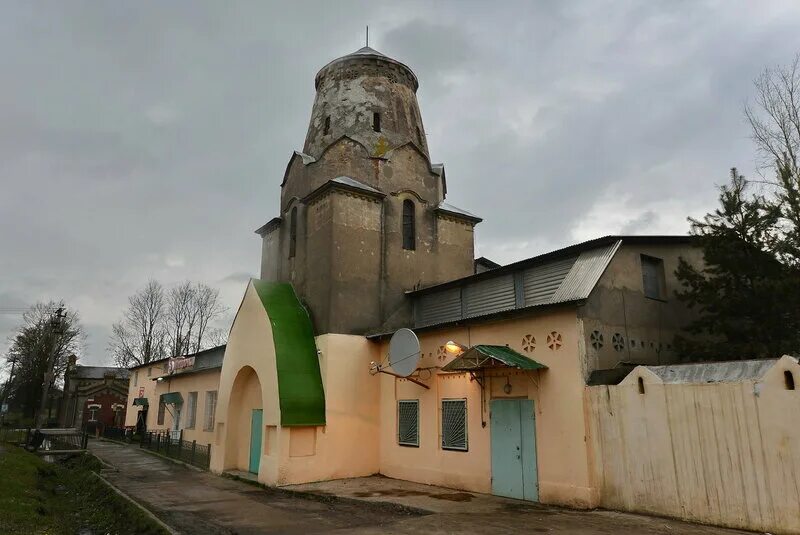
[89,440,749,535]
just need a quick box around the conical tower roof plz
[315,46,418,91]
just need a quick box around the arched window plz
[289,207,298,258]
[785,370,796,391]
[402,200,415,251]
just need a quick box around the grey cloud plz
[2,0,799,361]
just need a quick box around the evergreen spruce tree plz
[675,169,800,359]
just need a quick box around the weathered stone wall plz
[263,49,478,335]
[304,56,428,159]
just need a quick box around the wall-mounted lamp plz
[156,377,164,382]
[445,341,467,355]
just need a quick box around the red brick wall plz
[83,391,127,429]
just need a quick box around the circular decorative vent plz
[612,333,625,352]
[547,331,562,350]
[522,334,536,353]
[590,330,604,349]
[437,346,446,360]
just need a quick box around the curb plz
[92,471,179,535]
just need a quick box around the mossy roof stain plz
[252,280,325,426]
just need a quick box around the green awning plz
[441,345,548,372]
[252,281,325,427]
[160,392,183,405]
[132,397,149,407]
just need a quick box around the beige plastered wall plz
[586,355,800,533]
[210,281,381,485]
[124,361,166,429]
[377,307,597,508]
[153,369,220,445]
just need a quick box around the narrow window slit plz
[785,370,795,390]
[373,112,381,132]
[638,377,645,395]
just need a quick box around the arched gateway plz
[210,281,326,482]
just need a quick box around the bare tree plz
[3,302,84,418]
[745,53,800,266]
[109,280,166,367]
[164,282,226,357]
[746,53,800,174]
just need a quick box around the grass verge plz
[0,444,169,535]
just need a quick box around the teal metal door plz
[490,399,538,501]
[249,409,263,474]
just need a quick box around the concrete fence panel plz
[587,370,800,533]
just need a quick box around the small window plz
[402,199,415,250]
[441,399,467,451]
[204,391,218,431]
[398,400,419,447]
[289,207,298,258]
[134,371,138,387]
[157,401,166,425]
[641,255,666,300]
[638,377,645,395]
[323,116,330,135]
[186,392,198,429]
[372,112,381,132]
[785,371,796,391]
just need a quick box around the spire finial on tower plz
[366,25,369,47]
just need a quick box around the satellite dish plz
[388,328,421,377]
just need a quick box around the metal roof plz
[442,345,547,372]
[410,240,621,329]
[332,176,382,194]
[71,366,130,380]
[408,235,694,297]
[642,359,781,384]
[435,202,482,223]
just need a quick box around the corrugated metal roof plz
[442,345,547,371]
[411,240,620,328]
[551,240,621,303]
[643,359,780,384]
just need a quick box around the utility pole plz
[35,306,66,430]
[0,355,18,426]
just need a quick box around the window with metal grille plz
[289,207,298,258]
[402,199,415,250]
[641,255,666,300]
[398,400,419,447]
[441,399,467,451]
[186,391,198,429]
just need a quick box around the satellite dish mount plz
[370,328,429,389]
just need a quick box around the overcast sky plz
[1,1,799,367]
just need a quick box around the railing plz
[0,427,88,452]
[0,427,28,444]
[140,430,211,470]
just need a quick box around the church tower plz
[257,46,481,335]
